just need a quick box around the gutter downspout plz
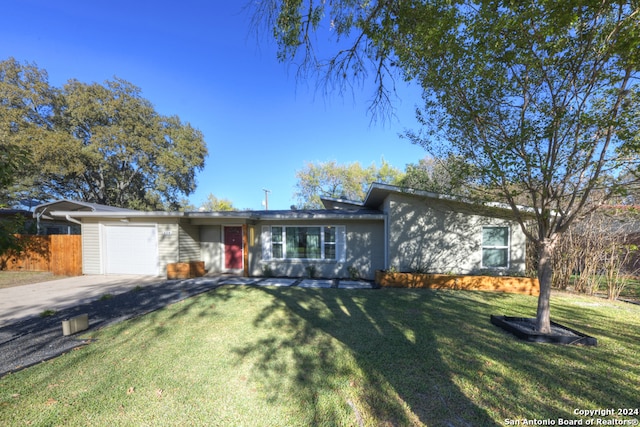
[384,211,389,270]
[35,208,47,235]
[65,215,82,226]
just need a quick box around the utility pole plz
[262,188,271,210]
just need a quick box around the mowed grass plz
[1,285,639,426]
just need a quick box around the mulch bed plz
[490,315,598,346]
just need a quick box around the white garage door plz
[105,225,159,275]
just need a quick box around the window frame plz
[481,226,510,269]
[271,226,284,259]
[273,225,335,260]
[263,225,344,262]
[323,226,337,260]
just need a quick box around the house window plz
[324,226,336,260]
[272,226,283,258]
[263,225,344,261]
[482,226,509,268]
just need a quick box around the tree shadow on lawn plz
[8,285,638,426]
[233,286,640,426]
[233,287,505,426]
[542,298,640,406]
[1,285,243,425]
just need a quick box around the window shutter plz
[336,226,346,262]
[261,226,272,260]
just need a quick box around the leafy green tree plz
[52,78,207,210]
[199,194,236,211]
[0,143,32,257]
[255,0,640,333]
[0,58,208,211]
[0,59,40,253]
[0,144,30,195]
[0,58,65,206]
[294,159,403,208]
[400,155,477,196]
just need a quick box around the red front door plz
[224,226,243,270]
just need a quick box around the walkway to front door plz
[207,276,374,289]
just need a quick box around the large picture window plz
[482,226,509,268]
[285,227,323,259]
[263,226,344,261]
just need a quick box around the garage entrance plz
[104,225,159,275]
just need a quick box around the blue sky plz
[1,1,427,210]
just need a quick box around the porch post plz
[243,224,249,277]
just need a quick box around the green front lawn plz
[1,286,639,426]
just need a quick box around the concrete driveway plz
[0,274,375,328]
[0,274,374,376]
[0,275,163,327]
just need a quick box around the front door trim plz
[223,225,244,273]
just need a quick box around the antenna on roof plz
[262,188,271,211]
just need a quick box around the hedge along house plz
[35,183,530,280]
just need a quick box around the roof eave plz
[49,211,186,219]
[364,182,536,218]
[256,213,385,220]
[52,210,385,221]
[319,196,365,209]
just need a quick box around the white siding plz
[261,225,272,260]
[158,222,179,274]
[81,221,101,274]
[200,226,222,273]
[179,222,200,262]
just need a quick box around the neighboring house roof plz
[0,209,31,219]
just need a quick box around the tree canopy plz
[0,144,30,194]
[294,159,403,208]
[399,155,477,197]
[0,143,32,257]
[199,194,236,211]
[0,58,208,210]
[256,0,640,333]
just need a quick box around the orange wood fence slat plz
[0,235,82,276]
[50,235,83,276]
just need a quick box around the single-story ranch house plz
[34,183,530,280]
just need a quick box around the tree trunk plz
[536,238,557,334]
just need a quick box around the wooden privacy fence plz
[0,235,82,276]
